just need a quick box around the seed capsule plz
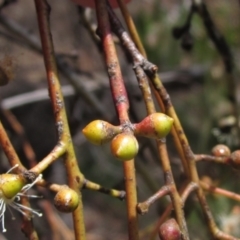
[111,133,139,161]
[134,113,173,139]
[82,120,122,145]
[0,174,26,199]
[159,218,181,240]
[54,186,79,213]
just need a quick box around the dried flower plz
[0,166,42,232]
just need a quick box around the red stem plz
[95,1,139,240]
[96,0,129,124]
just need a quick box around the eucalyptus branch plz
[95,1,139,239]
[108,0,190,177]
[107,3,189,238]
[106,1,240,239]
[195,154,230,164]
[0,120,24,169]
[116,0,146,57]
[200,181,240,202]
[0,1,238,239]
[107,4,157,74]
[33,1,86,239]
[1,109,37,167]
[137,186,170,215]
[147,181,193,240]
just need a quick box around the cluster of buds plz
[82,113,174,161]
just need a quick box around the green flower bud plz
[111,133,139,161]
[0,174,26,199]
[82,120,122,145]
[134,113,173,139]
[54,186,79,213]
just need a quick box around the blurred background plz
[0,0,239,239]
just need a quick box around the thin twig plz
[33,1,86,239]
[0,14,109,119]
[137,186,170,215]
[0,117,39,238]
[107,4,157,74]
[0,120,24,168]
[201,181,240,202]
[82,179,126,200]
[95,1,139,239]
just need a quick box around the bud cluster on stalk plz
[82,113,173,161]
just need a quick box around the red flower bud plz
[134,113,173,139]
[159,218,181,240]
[212,144,231,157]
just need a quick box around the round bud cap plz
[0,174,26,199]
[54,186,79,213]
[159,218,181,240]
[212,144,231,157]
[111,133,139,161]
